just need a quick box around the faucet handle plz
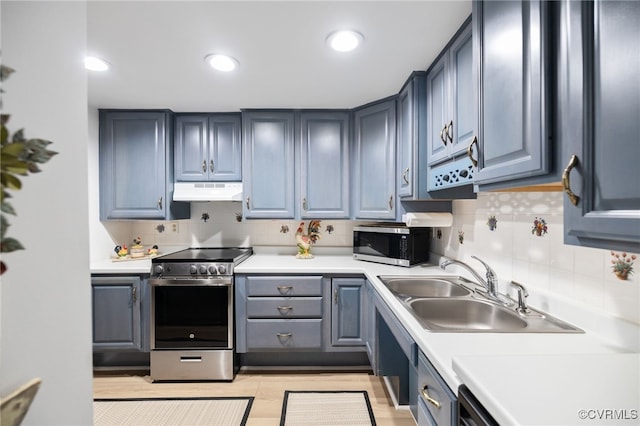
[509,281,531,314]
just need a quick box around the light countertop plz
[92,250,640,424]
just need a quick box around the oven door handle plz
[149,278,232,286]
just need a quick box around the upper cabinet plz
[299,111,351,219]
[472,1,555,189]
[99,109,189,220]
[559,0,640,252]
[352,98,397,220]
[397,72,428,200]
[242,110,296,219]
[426,18,476,193]
[174,113,241,182]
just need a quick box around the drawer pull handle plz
[276,333,292,338]
[277,306,293,313]
[180,356,202,363]
[467,136,478,168]
[277,285,293,294]
[421,387,441,409]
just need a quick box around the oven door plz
[150,278,233,350]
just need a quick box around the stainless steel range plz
[148,247,252,381]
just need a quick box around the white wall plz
[1,2,94,424]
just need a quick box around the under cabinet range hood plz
[173,182,243,202]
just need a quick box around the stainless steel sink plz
[408,298,527,331]
[380,276,472,298]
[378,275,583,333]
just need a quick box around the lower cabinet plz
[91,275,146,352]
[416,351,457,426]
[235,274,366,359]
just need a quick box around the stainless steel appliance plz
[353,223,430,267]
[457,384,498,425]
[149,247,252,381]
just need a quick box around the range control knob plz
[153,265,163,275]
[199,265,207,274]
[218,265,227,275]
[189,264,197,274]
[208,265,218,275]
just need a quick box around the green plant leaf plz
[1,237,25,253]
[0,200,16,215]
[12,129,25,143]
[2,142,26,156]
[0,124,8,145]
[0,172,22,190]
[0,213,9,237]
[0,65,15,82]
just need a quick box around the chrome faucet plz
[440,256,502,302]
[509,281,531,314]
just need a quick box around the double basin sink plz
[378,275,583,333]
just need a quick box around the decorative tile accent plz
[487,215,498,231]
[610,251,636,281]
[201,212,210,222]
[155,224,165,233]
[458,230,464,245]
[235,212,242,222]
[325,224,334,234]
[280,225,289,234]
[531,217,548,237]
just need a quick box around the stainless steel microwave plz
[352,223,430,267]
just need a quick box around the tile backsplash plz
[97,192,638,324]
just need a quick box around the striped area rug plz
[280,390,376,426]
[94,397,253,426]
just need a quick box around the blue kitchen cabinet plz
[397,72,429,200]
[299,111,350,219]
[241,111,296,219]
[174,113,241,182]
[353,98,397,220]
[364,281,378,375]
[426,18,476,193]
[92,275,142,351]
[472,0,555,189]
[99,109,189,220]
[559,0,640,252]
[330,277,365,346]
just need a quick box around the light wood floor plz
[93,369,415,425]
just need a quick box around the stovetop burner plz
[153,247,252,263]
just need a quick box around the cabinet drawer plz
[245,276,322,296]
[247,297,322,318]
[246,319,322,350]
[418,351,456,426]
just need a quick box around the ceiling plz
[87,1,472,112]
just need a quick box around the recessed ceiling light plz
[204,54,239,72]
[326,30,364,52]
[84,56,109,71]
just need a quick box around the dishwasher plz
[457,384,498,426]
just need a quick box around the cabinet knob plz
[402,167,410,185]
[388,195,393,210]
[467,136,478,168]
[131,287,137,305]
[202,160,207,173]
[440,125,448,146]
[246,197,250,210]
[210,160,214,173]
[158,196,163,210]
[302,198,308,211]
[446,120,453,143]
[562,154,580,206]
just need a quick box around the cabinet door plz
[174,114,208,181]
[299,111,350,218]
[92,276,141,351]
[242,111,295,218]
[353,99,396,219]
[473,0,551,185]
[449,23,474,158]
[561,0,640,252]
[209,114,242,181]
[331,278,365,346]
[99,110,170,219]
[426,56,450,166]
[364,281,377,372]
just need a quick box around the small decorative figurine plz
[147,245,159,256]
[487,215,498,231]
[532,217,548,237]
[114,244,128,257]
[610,251,636,280]
[295,220,321,259]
